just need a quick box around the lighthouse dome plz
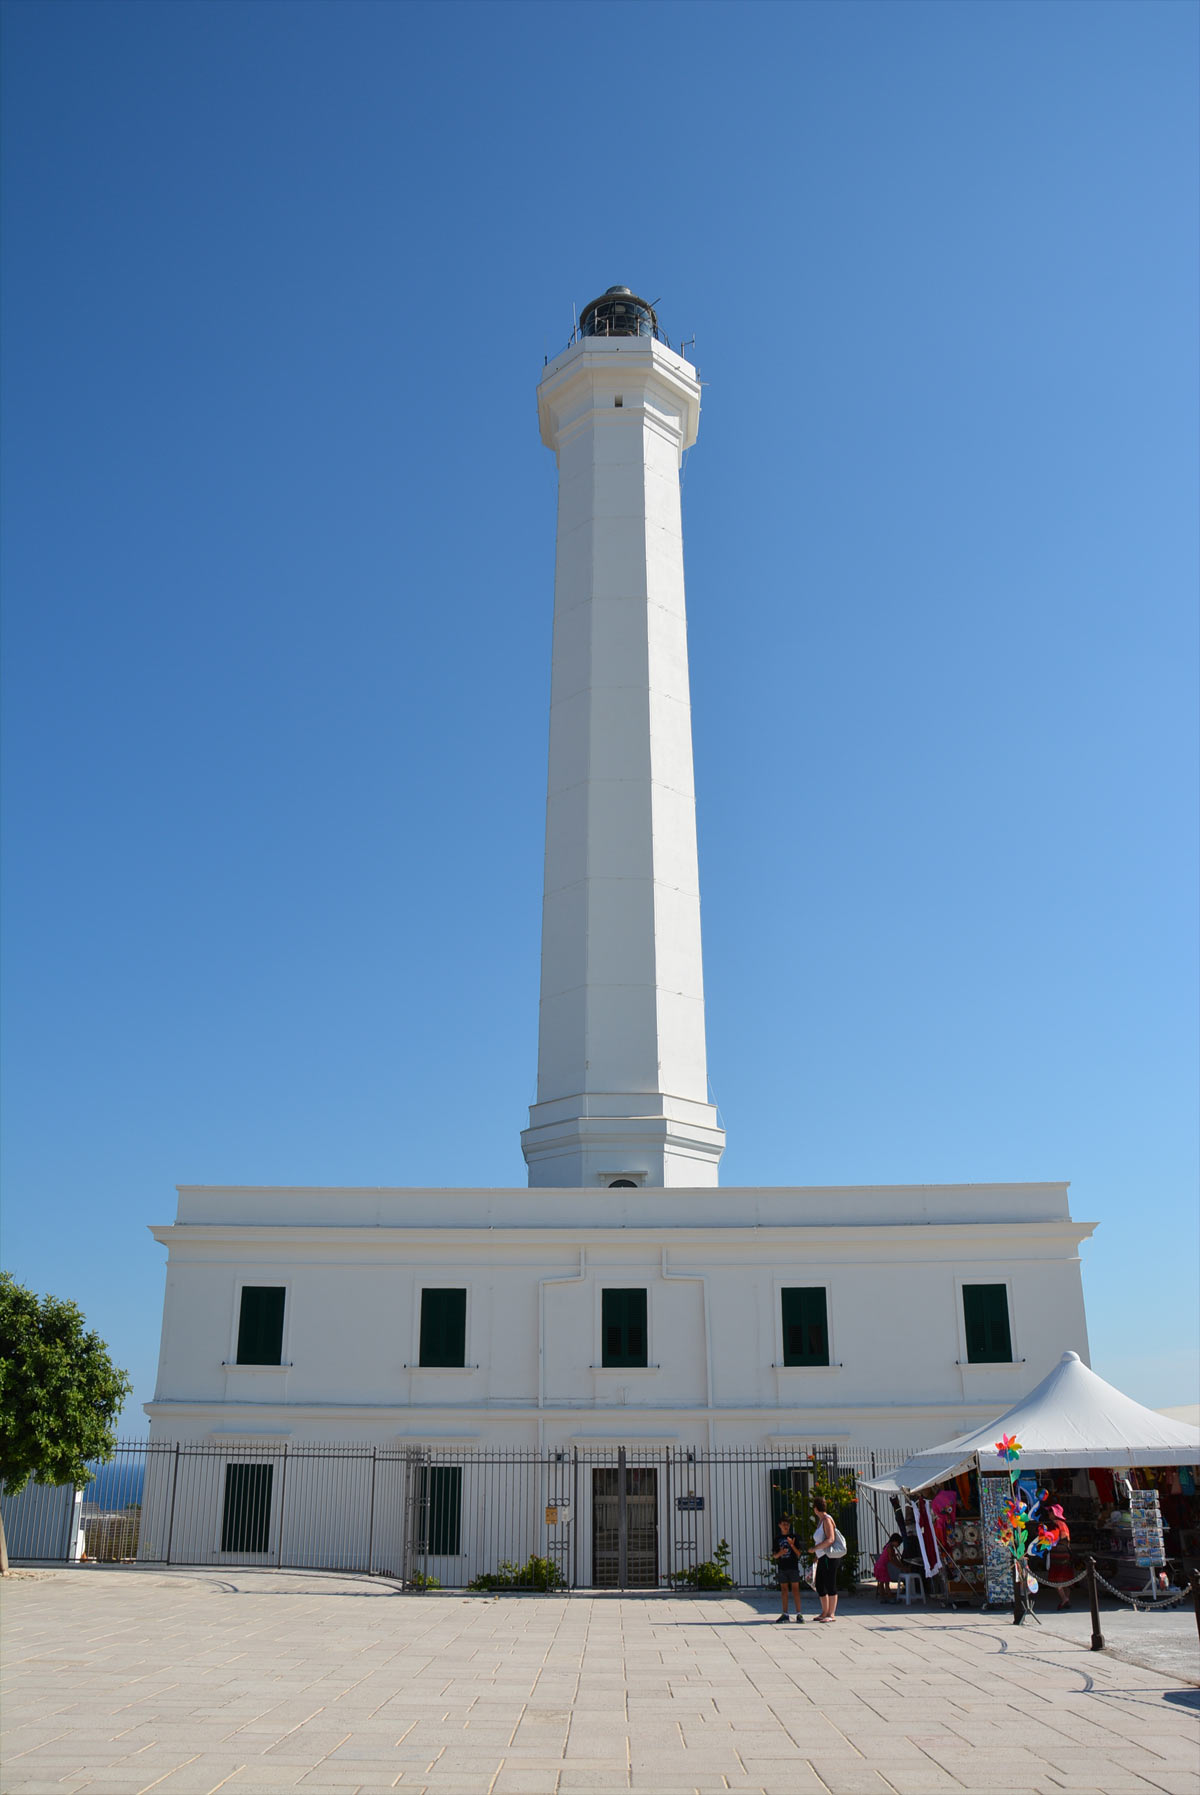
[579,287,658,340]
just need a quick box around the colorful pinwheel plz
[990,1437,1054,1586]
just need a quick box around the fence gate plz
[592,1449,658,1588]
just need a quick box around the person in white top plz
[811,1496,839,1622]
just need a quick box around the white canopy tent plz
[862,1352,1200,1495]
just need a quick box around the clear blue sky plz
[2,0,1196,1430]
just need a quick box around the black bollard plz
[1012,1559,1024,1626]
[1087,1556,1104,1652]
[1192,1577,1199,1645]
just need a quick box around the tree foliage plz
[773,1456,860,1590]
[0,1273,132,1495]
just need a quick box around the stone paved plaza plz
[2,1568,1197,1795]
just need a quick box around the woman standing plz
[811,1496,839,1622]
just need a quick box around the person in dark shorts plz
[772,1514,804,1621]
[811,1496,839,1621]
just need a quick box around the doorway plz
[592,1456,658,1587]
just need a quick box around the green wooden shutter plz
[963,1284,1012,1362]
[236,1288,285,1365]
[769,1466,809,1529]
[781,1288,829,1366]
[601,1289,647,1367]
[419,1466,462,1554]
[221,1463,273,1552]
[419,1289,467,1367]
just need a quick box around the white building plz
[146,289,1093,1574]
[149,1179,1090,1453]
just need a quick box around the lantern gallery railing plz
[0,1440,913,1590]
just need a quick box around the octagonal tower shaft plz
[521,335,725,1188]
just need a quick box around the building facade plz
[148,1179,1091,1453]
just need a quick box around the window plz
[419,1288,467,1367]
[602,1288,647,1368]
[769,1466,810,1529]
[962,1284,1013,1363]
[781,1287,829,1366]
[221,1463,273,1553]
[236,1287,285,1365]
[416,1465,462,1554]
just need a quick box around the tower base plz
[521,1093,725,1188]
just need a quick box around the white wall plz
[147,1182,1093,1453]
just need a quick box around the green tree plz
[0,1274,132,1573]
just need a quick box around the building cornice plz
[149,1220,1095,1255]
[143,1397,1013,1423]
[174,1181,1072,1197]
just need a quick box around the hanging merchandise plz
[980,1475,1015,1603]
[1129,1489,1165,1568]
[930,1488,957,1546]
[915,1499,943,1577]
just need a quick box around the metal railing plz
[2,1440,913,1590]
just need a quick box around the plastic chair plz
[898,1572,925,1606]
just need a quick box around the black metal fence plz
[2,1440,912,1590]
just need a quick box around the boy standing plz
[773,1514,804,1621]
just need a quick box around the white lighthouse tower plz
[520,289,726,1188]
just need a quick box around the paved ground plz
[2,1568,1198,1795]
[1034,1600,1199,1688]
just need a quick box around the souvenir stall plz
[861,1352,1200,1606]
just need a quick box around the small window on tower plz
[613,395,623,407]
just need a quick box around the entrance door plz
[592,1457,658,1588]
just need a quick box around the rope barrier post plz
[1087,1556,1104,1652]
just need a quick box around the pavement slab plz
[2,1569,1197,1795]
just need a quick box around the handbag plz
[827,1527,848,1559]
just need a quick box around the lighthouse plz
[144,282,1094,1504]
[520,289,726,1188]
